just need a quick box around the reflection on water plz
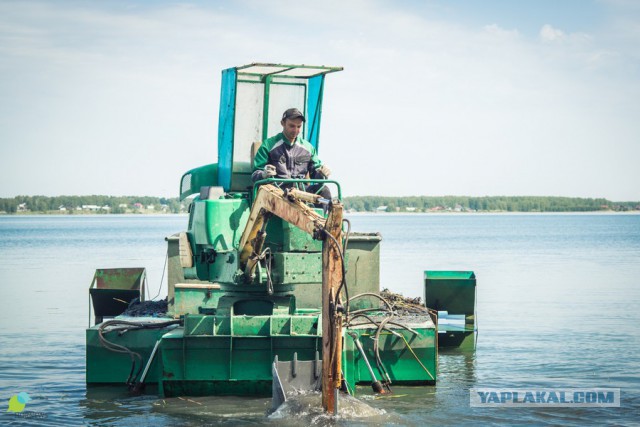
[1,214,639,425]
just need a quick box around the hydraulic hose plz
[348,332,386,394]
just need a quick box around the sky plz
[1,0,639,200]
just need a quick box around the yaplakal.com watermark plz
[470,388,620,407]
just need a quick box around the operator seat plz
[251,141,262,171]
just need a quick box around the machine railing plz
[251,178,342,203]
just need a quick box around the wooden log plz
[321,202,343,414]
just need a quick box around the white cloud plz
[0,1,639,200]
[484,24,520,39]
[539,24,566,42]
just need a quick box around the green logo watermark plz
[7,392,31,413]
[5,392,46,419]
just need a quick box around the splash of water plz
[269,390,387,424]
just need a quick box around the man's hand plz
[262,164,277,179]
[317,164,331,178]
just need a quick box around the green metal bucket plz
[89,267,146,325]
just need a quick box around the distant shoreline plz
[2,194,639,215]
[346,210,640,215]
[2,210,640,216]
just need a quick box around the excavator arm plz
[238,185,327,281]
[237,183,345,414]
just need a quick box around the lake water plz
[0,213,639,426]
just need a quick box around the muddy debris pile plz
[380,288,432,317]
[122,298,169,317]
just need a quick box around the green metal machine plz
[86,64,476,412]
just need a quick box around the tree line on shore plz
[343,196,640,212]
[0,195,185,214]
[1,194,638,214]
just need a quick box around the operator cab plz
[179,63,343,199]
[173,63,345,306]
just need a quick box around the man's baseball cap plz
[282,108,305,122]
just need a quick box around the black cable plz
[321,225,349,375]
[151,251,168,301]
[260,247,274,295]
[341,218,351,317]
[323,229,348,317]
[373,315,393,382]
[97,319,180,385]
[98,322,143,384]
[346,292,394,386]
[346,314,417,336]
[349,292,394,313]
[342,218,351,253]
[348,308,390,316]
